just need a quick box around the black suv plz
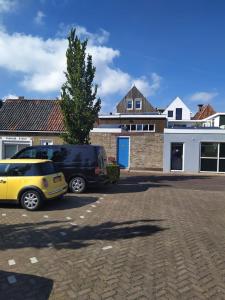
[13,145,108,193]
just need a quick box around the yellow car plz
[0,159,68,211]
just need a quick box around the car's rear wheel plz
[69,177,86,193]
[20,190,43,211]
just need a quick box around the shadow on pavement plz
[42,195,99,211]
[0,219,166,251]
[92,174,217,194]
[0,196,99,211]
[0,270,53,300]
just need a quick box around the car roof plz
[0,159,51,164]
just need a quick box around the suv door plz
[0,163,8,199]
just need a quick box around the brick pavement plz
[0,173,225,299]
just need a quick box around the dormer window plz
[135,98,142,110]
[127,99,133,110]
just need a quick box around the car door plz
[0,163,8,200]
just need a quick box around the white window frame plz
[123,124,155,132]
[126,99,133,110]
[200,142,225,173]
[40,139,53,146]
[134,98,142,110]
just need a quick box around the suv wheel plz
[69,177,86,193]
[20,190,43,211]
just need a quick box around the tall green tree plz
[60,28,101,144]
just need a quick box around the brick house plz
[93,86,167,170]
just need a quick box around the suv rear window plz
[7,162,56,176]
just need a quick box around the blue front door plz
[117,137,129,168]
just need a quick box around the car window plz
[97,147,107,168]
[0,164,8,176]
[62,147,96,166]
[7,162,56,176]
[7,164,37,176]
[38,162,56,175]
[15,148,37,159]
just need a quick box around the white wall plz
[164,97,192,121]
[163,129,225,173]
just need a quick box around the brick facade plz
[90,132,163,170]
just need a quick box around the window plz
[124,124,131,131]
[123,123,155,132]
[143,124,148,131]
[136,124,142,131]
[14,148,37,159]
[168,110,173,118]
[0,164,8,176]
[148,124,155,132]
[200,142,225,172]
[176,108,183,120]
[127,99,133,110]
[135,99,142,110]
[7,162,56,176]
[40,140,53,145]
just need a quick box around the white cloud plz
[0,0,17,13]
[0,25,162,108]
[2,93,18,100]
[34,10,45,25]
[190,91,218,102]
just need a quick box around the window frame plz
[168,110,173,118]
[126,99,133,110]
[134,98,142,110]
[40,139,53,146]
[200,142,225,173]
[123,123,155,132]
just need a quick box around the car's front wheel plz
[20,190,43,211]
[69,177,86,193]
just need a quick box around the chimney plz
[198,104,203,112]
[18,96,25,100]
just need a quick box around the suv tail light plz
[42,178,49,188]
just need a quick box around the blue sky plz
[0,0,225,114]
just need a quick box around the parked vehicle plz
[0,159,67,211]
[13,145,108,193]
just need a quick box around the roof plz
[164,96,191,112]
[0,99,64,132]
[116,86,156,113]
[0,159,51,164]
[193,104,216,120]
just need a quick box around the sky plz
[0,0,225,114]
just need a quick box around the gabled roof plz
[192,104,216,120]
[116,86,155,113]
[164,96,191,112]
[0,98,64,132]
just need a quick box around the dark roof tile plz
[0,99,64,132]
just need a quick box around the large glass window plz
[201,143,218,157]
[200,142,225,172]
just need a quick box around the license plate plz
[53,176,61,183]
